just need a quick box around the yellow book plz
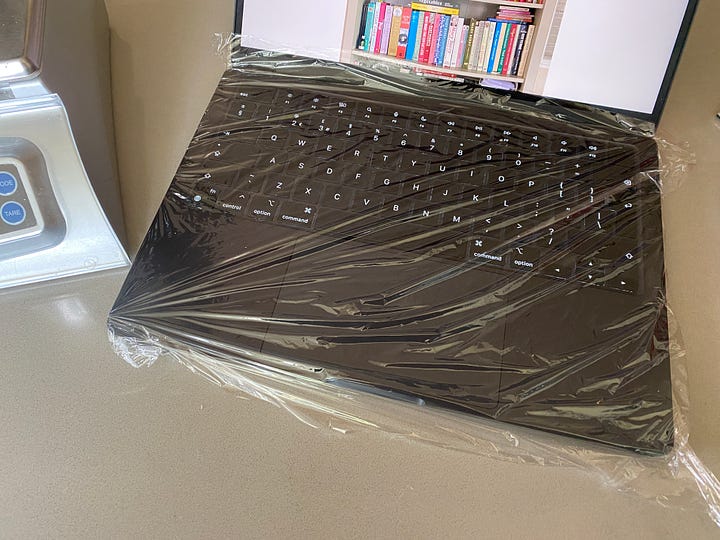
[387,6,404,57]
[410,1,460,17]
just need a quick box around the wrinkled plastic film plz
[109,38,720,526]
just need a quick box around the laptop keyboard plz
[174,85,658,295]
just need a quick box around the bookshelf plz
[340,0,560,94]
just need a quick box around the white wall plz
[242,0,349,61]
[543,0,689,114]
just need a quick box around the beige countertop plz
[1,0,719,537]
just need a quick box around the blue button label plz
[1,201,26,225]
[0,172,17,196]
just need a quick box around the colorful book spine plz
[412,11,426,61]
[357,2,371,50]
[493,22,509,73]
[510,23,528,75]
[443,15,459,67]
[501,23,518,75]
[427,13,442,64]
[461,18,477,70]
[396,7,413,58]
[457,24,469,70]
[479,21,494,73]
[410,1,460,16]
[425,13,440,65]
[469,20,485,71]
[380,4,394,54]
[434,15,450,66]
[449,17,464,68]
[363,2,377,51]
[475,21,492,71]
[516,24,535,76]
[405,9,420,59]
[373,2,387,54]
[387,6,404,57]
[486,20,503,72]
[418,12,433,63]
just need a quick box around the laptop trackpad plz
[261,237,508,411]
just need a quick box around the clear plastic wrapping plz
[108,39,720,526]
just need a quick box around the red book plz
[420,13,439,64]
[396,6,413,58]
[373,2,388,55]
[501,23,518,75]
[418,12,431,63]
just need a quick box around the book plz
[410,0,460,16]
[516,24,535,76]
[373,2,387,54]
[357,2,371,50]
[380,3,394,54]
[387,6,404,57]
[363,2,378,52]
[461,18,477,70]
[468,19,485,71]
[493,22,510,73]
[501,23,518,75]
[419,12,436,63]
[443,15,459,67]
[486,20,503,72]
[475,21,492,71]
[405,9,420,59]
[457,24,470,70]
[411,11,426,61]
[449,16,464,68]
[427,13,440,65]
[510,23,528,75]
[434,14,451,66]
[418,11,431,62]
[480,21,495,73]
[396,6,413,58]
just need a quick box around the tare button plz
[1,201,26,225]
[0,171,18,196]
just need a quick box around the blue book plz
[363,2,377,52]
[405,10,421,60]
[434,15,450,66]
[486,19,504,72]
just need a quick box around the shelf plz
[351,50,525,84]
[470,0,544,8]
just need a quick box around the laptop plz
[109,0,698,454]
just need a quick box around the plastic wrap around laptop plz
[107,42,720,526]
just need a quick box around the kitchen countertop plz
[1,0,719,537]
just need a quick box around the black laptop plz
[109,0,698,454]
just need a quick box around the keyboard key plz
[292,180,325,205]
[285,157,316,177]
[262,177,294,197]
[236,173,264,193]
[218,190,250,214]
[246,195,280,221]
[314,209,360,232]
[540,252,576,279]
[321,186,354,210]
[276,201,317,230]
[351,192,385,213]
[508,244,543,272]
[467,237,507,268]
[401,178,433,199]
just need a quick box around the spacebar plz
[314,210,470,262]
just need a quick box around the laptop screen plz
[235,0,697,123]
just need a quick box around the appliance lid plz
[0,0,45,82]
